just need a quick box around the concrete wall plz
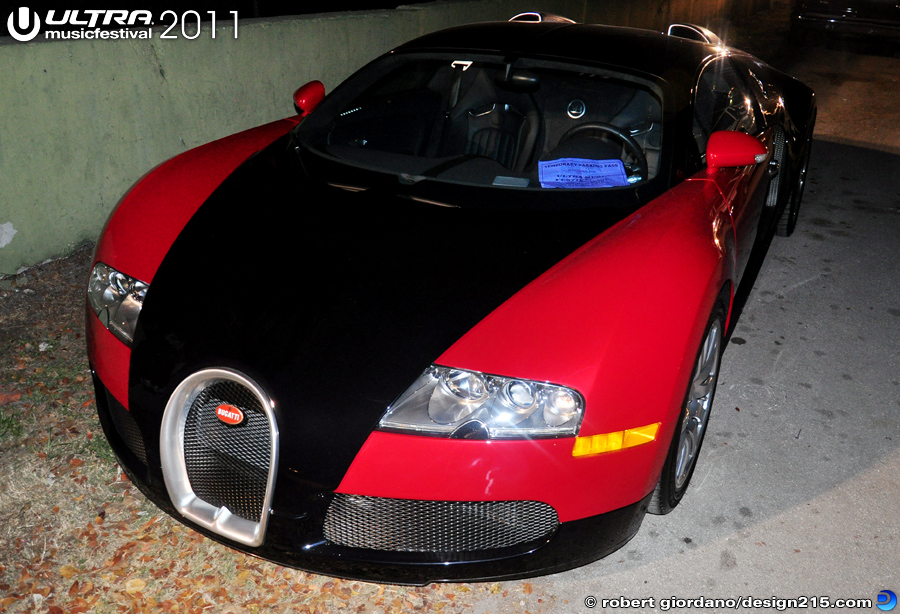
[0,0,766,274]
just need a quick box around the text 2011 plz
[159,11,239,39]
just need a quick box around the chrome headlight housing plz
[378,365,585,439]
[87,262,148,346]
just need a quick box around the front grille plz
[105,389,147,465]
[324,495,558,553]
[161,368,278,547]
[183,381,271,522]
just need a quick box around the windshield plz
[298,54,665,191]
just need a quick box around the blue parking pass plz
[539,158,628,189]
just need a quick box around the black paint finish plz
[95,377,650,584]
[128,135,632,514]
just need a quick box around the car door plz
[692,56,771,284]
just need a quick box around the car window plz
[693,57,763,157]
[300,55,664,190]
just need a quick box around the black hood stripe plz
[130,135,629,507]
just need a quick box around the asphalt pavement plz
[469,36,900,614]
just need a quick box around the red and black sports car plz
[86,15,815,583]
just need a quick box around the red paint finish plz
[337,431,663,522]
[92,118,298,285]
[701,163,767,284]
[705,130,767,174]
[89,118,297,408]
[437,177,730,438]
[293,81,326,117]
[86,307,132,409]
[341,176,736,521]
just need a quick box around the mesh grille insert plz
[324,495,558,552]
[106,390,147,466]
[183,381,271,522]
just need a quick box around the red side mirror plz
[706,131,767,174]
[293,80,325,117]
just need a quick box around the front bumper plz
[93,373,653,583]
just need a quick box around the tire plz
[776,113,815,237]
[648,302,725,515]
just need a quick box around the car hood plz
[129,134,632,504]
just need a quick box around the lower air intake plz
[105,389,147,466]
[324,495,558,552]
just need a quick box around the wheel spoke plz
[675,418,700,487]
[674,318,722,490]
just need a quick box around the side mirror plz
[293,80,325,117]
[705,131,767,174]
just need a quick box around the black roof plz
[396,21,725,93]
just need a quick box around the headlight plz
[87,262,148,346]
[378,365,585,439]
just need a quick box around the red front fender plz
[338,176,736,521]
[88,117,298,408]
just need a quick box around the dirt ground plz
[0,247,507,614]
[0,2,863,612]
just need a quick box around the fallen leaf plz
[125,578,146,594]
[0,391,22,405]
[68,597,90,613]
[59,564,79,579]
[139,517,159,532]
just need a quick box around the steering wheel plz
[557,122,649,182]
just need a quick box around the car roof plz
[394,21,724,88]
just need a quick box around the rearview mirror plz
[293,80,325,117]
[495,69,540,93]
[705,131,767,174]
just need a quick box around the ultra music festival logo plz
[6,6,41,41]
[5,6,238,42]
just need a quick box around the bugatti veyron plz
[86,14,816,583]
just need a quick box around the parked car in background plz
[791,0,900,42]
